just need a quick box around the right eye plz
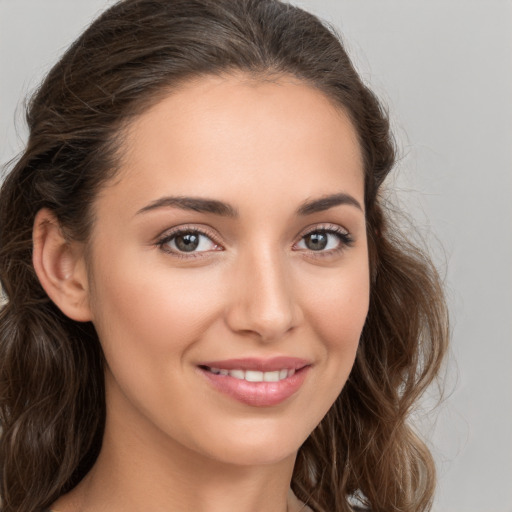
[157,228,222,256]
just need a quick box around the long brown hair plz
[0,1,448,511]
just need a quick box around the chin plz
[208,442,299,468]
[191,420,312,468]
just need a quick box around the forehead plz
[100,74,364,215]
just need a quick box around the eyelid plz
[299,222,349,237]
[155,224,223,257]
[293,223,354,255]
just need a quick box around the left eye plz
[162,230,218,253]
[296,230,346,252]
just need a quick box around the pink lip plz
[197,357,311,407]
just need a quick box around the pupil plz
[176,233,199,252]
[306,232,327,250]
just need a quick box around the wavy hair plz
[0,1,448,511]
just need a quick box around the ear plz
[32,208,92,322]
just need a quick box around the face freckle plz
[86,73,370,468]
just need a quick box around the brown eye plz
[160,230,219,254]
[304,232,328,251]
[295,227,352,253]
[174,233,200,252]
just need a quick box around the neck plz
[82,440,298,512]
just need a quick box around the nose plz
[225,248,303,342]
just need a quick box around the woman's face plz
[86,74,369,467]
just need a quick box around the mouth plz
[197,357,311,407]
[200,366,298,382]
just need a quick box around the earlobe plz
[32,208,92,322]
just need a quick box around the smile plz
[197,357,311,407]
[204,367,296,382]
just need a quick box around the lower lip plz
[199,366,310,407]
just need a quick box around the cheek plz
[299,255,370,379]
[91,264,224,357]
[306,260,369,340]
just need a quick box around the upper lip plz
[198,356,311,372]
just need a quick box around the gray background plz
[1,1,511,511]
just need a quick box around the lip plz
[197,357,311,407]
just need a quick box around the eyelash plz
[156,226,222,259]
[296,225,354,258]
[155,224,353,259]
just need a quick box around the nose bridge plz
[227,240,300,341]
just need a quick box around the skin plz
[36,73,369,512]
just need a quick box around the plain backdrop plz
[1,1,511,511]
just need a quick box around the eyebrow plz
[136,192,362,217]
[296,193,363,215]
[136,196,238,217]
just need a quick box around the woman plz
[0,1,449,511]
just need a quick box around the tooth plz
[245,370,263,382]
[229,369,245,380]
[218,368,295,381]
[263,371,280,382]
